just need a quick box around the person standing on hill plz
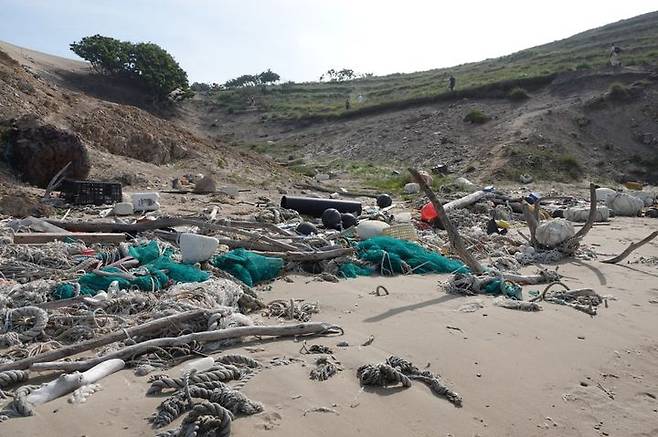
[448,75,456,92]
[609,43,623,68]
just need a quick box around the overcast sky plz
[1,0,655,83]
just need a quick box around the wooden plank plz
[13,232,127,244]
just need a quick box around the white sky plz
[0,0,655,83]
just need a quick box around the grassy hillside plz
[211,11,658,120]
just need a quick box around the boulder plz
[403,183,420,194]
[193,176,217,194]
[4,115,90,188]
[454,177,477,192]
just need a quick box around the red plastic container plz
[420,202,440,222]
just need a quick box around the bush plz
[224,70,281,89]
[558,154,583,179]
[70,35,130,75]
[507,87,529,101]
[608,82,630,101]
[70,35,190,101]
[191,82,212,92]
[463,109,490,124]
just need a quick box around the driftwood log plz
[0,310,205,372]
[570,183,598,241]
[602,231,658,264]
[443,190,492,211]
[46,217,302,252]
[31,322,342,372]
[409,168,484,274]
[521,202,540,246]
[24,359,125,406]
[253,248,354,261]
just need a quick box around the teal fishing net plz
[212,248,284,286]
[341,236,468,277]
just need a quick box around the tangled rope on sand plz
[309,357,338,381]
[214,354,260,369]
[493,296,542,311]
[188,386,263,415]
[0,306,48,345]
[530,282,603,315]
[0,370,28,388]
[150,354,264,429]
[156,401,234,437]
[357,363,411,388]
[299,342,333,355]
[263,299,319,322]
[147,365,242,395]
[358,356,462,407]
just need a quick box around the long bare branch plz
[408,168,484,274]
[602,231,658,264]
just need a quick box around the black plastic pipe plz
[281,196,362,217]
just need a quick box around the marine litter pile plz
[0,167,656,435]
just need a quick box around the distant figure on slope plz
[448,75,456,92]
[345,98,350,110]
[609,43,623,69]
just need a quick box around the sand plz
[2,217,657,436]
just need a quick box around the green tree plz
[129,42,189,99]
[224,74,259,88]
[70,34,130,75]
[320,68,356,82]
[70,35,190,101]
[258,69,280,85]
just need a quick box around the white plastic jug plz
[179,233,219,264]
[132,192,161,212]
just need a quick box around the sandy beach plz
[2,217,656,437]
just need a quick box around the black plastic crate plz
[60,179,123,205]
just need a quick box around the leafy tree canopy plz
[70,35,190,100]
[223,69,281,89]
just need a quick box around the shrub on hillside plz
[507,87,530,101]
[558,154,583,179]
[575,63,592,70]
[463,109,490,124]
[607,82,630,101]
[70,35,190,101]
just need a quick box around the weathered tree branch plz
[0,310,205,372]
[602,231,658,264]
[30,322,342,372]
[253,247,354,261]
[408,168,484,274]
[570,183,598,241]
[25,359,125,406]
[521,202,539,247]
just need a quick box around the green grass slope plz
[211,11,658,120]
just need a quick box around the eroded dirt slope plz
[0,41,289,198]
[186,68,658,184]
